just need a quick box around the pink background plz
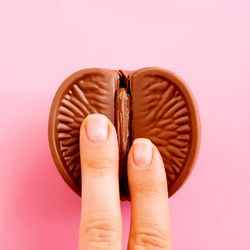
[1,0,250,249]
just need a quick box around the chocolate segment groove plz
[49,67,200,199]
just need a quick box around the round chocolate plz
[48,67,200,199]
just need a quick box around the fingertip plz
[132,138,153,168]
[80,114,108,139]
[79,114,119,175]
[80,114,118,146]
[128,138,165,173]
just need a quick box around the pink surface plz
[0,0,250,249]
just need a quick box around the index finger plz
[78,114,122,250]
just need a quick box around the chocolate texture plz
[48,67,200,200]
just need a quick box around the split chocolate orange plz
[48,67,200,199]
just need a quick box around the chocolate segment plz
[48,67,200,199]
[130,68,200,196]
[49,68,119,195]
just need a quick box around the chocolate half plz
[48,67,200,199]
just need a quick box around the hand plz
[78,114,172,250]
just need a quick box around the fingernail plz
[132,138,152,167]
[85,114,108,143]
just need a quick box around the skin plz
[78,114,172,250]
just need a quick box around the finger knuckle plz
[134,180,166,198]
[81,218,118,248]
[132,228,169,249]
[86,157,115,170]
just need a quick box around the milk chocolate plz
[48,67,200,199]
